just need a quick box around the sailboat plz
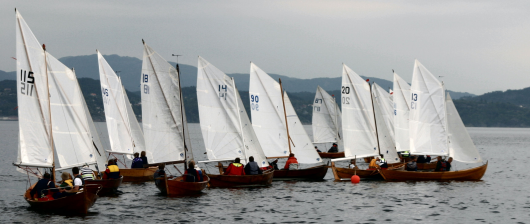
[249,63,328,180]
[312,86,344,158]
[330,64,403,180]
[14,9,99,214]
[379,60,487,181]
[196,57,273,187]
[96,51,152,182]
[141,41,208,195]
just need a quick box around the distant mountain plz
[462,87,530,108]
[0,54,475,99]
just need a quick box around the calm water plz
[0,121,528,223]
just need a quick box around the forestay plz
[372,84,400,163]
[47,52,97,169]
[341,64,379,159]
[446,93,482,163]
[14,10,53,168]
[409,60,448,156]
[98,51,145,156]
[141,42,193,164]
[393,72,411,152]
[250,63,322,164]
[196,57,268,167]
[312,86,342,145]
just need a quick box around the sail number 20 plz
[20,70,35,97]
[250,94,259,111]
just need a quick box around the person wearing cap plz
[224,158,246,175]
[244,156,263,175]
[328,143,339,153]
[315,146,322,153]
[284,153,299,170]
[406,156,418,171]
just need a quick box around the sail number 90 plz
[250,94,259,111]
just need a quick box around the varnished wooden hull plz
[318,152,345,158]
[417,162,437,170]
[156,175,210,196]
[120,167,157,182]
[380,162,488,182]
[273,165,328,180]
[207,170,274,188]
[85,176,123,196]
[330,162,405,180]
[24,184,100,215]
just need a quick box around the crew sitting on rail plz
[244,156,263,175]
[131,152,144,168]
[379,155,388,169]
[154,164,166,186]
[30,173,57,200]
[405,156,418,171]
[284,153,299,170]
[436,157,453,171]
[81,165,95,180]
[72,167,84,191]
[224,158,245,175]
[368,157,380,170]
[140,151,149,166]
[104,159,121,179]
[184,160,203,182]
[54,172,74,199]
[328,143,339,153]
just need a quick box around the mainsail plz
[141,42,193,164]
[196,57,268,167]
[341,64,379,159]
[393,72,411,152]
[446,93,482,163]
[373,83,395,141]
[14,10,53,168]
[249,63,322,164]
[372,84,400,163]
[312,86,342,145]
[409,60,448,156]
[98,51,145,156]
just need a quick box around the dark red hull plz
[85,176,123,196]
[273,165,328,180]
[156,175,210,196]
[24,184,100,215]
[207,170,274,188]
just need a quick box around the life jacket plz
[81,167,95,180]
[402,151,410,157]
[107,165,120,179]
[284,157,299,169]
[224,163,245,175]
[246,161,260,175]
[440,161,448,171]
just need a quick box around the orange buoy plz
[351,175,360,183]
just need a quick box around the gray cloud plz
[2,0,530,94]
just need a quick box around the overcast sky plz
[2,0,530,94]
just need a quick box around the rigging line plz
[17,15,51,155]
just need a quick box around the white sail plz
[141,42,192,164]
[47,52,97,169]
[393,73,411,152]
[14,10,53,168]
[373,83,395,140]
[409,60,448,156]
[341,64,379,159]
[446,93,482,163]
[98,51,145,157]
[250,63,322,164]
[312,86,342,145]
[196,57,268,167]
[372,84,400,163]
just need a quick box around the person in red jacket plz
[224,158,246,175]
[284,153,299,170]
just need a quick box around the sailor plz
[104,159,121,179]
[315,146,322,153]
[368,157,380,170]
[244,156,263,175]
[379,155,388,169]
[131,152,143,168]
[30,173,57,200]
[72,167,84,191]
[436,157,452,171]
[417,155,427,164]
[401,151,410,160]
[140,151,149,166]
[81,165,95,180]
[184,160,203,182]
[224,158,246,175]
[284,153,299,170]
[349,159,356,169]
[153,164,166,186]
[405,156,418,171]
[328,143,339,153]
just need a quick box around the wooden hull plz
[207,170,274,188]
[330,162,405,180]
[24,184,100,215]
[156,175,210,196]
[273,165,328,180]
[318,152,345,158]
[85,176,123,196]
[120,167,157,182]
[417,162,437,170]
[380,162,488,182]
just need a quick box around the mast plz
[279,78,292,154]
[175,60,188,169]
[333,94,340,142]
[369,82,381,156]
[233,78,248,162]
[43,45,55,181]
